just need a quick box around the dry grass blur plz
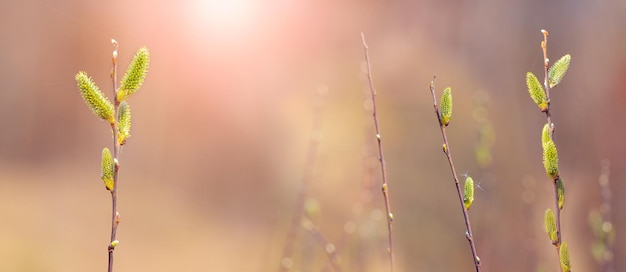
[1,0,626,271]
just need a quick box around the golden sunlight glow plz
[187,0,255,37]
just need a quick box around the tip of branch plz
[361,32,368,48]
[111,39,119,59]
[430,75,437,89]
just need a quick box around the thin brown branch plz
[429,77,481,272]
[541,30,564,270]
[111,39,119,103]
[107,39,121,272]
[301,217,343,272]
[360,33,395,272]
[279,87,325,271]
[598,160,614,272]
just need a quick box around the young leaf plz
[543,139,559,179]
[117,47,150,102]
[76,71,115,123]
[117,101,132,145]
[440,87,452,126]
[463,176,475,210]
[556,178,565,209]
[526,72,548,111]
[544,208,558,244]
[560,242,572,272]
[101,147,115,191]
[549,54,571,88]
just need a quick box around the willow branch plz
[360,32,394,272]
[540,31,564,269]
[107,39,121,272]
[279,88,325,271]
[429,77,481,272]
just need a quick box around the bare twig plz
[429,77,481,272]
[301,218,343,272]
[360,32,395,272]
[598,160,614,272]
[107,39,121,272]
[279,87,326,271]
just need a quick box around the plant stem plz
[598,160,614,272]
[429,77,481,272]
[540,30,555,137]
[540,30,564,270]
[360,32,395,272]
[301,218,343,272]
[279,88,324,271]
[107,39,120,272]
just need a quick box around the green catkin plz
[549,54,571,88]
[526,72,548,111]
[117,101,132,145]
[440,87,452,126]
[557,178,565,210]
[117,47,150,102]
[543,139,559,179]
[463,176,475,210]
[560,242,572,272]
[76,71,115,123]
[542,123,551,145]
[544,208,558,244]
[101,147,115,191]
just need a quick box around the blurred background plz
[1,0,625,271]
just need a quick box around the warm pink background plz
[1,1,624,271]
